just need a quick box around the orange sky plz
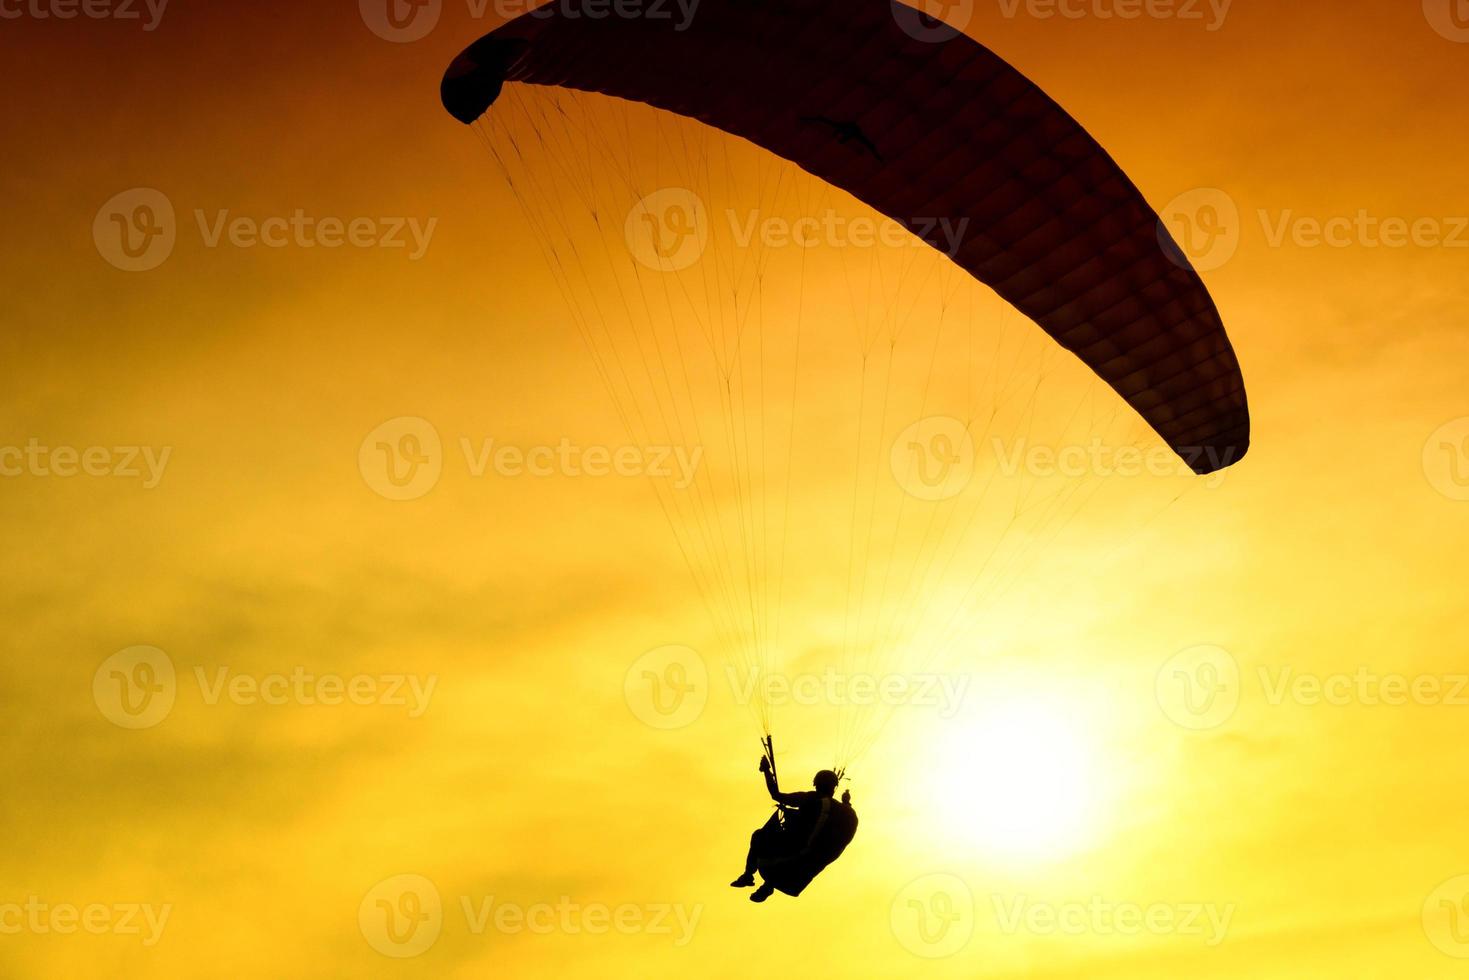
[2,1,1468,977]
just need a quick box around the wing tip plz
[1180,425,1251,476]
[441,37,527,124]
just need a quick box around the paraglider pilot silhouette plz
[732,741,858,903]
[439,0,1255,898]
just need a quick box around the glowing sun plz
[926,698,1110,862]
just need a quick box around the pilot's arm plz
[760,757,805,806]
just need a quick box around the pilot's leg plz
[733,813,781,887]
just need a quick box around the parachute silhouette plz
[438,0,1252,773]
[442,0,1250,472]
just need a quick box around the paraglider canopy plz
[440,0,1250,473]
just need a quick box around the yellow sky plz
[2,1,1468,976]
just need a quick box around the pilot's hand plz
[759,756,770,774]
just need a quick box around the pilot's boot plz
[730,874,755,888]
[750,883,775,903]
